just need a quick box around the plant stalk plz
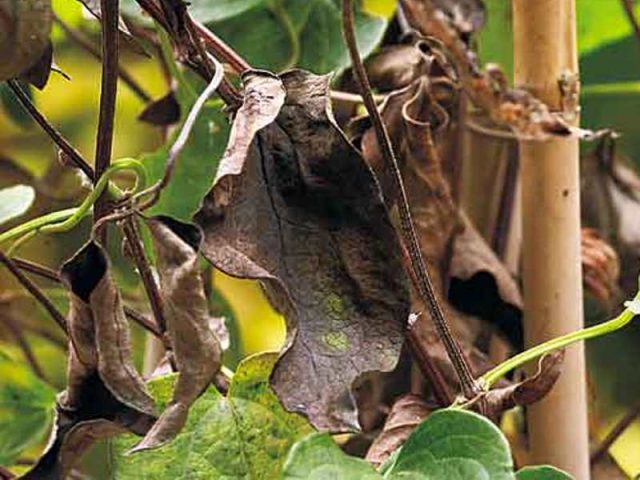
[513,0,590,476]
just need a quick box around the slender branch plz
[193,19,250,73]
[621,0,640,49]
[341,0,478,399]
[121,218,166,333]
[94,0,121,244]
[54,14,152,103]
[591,401,640,463]
[7,80,95,181]
[0,251,67,334]
[10,257,162,337]
[2,314,47,381]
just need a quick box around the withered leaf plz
[21,375,154,480]
[431,0,486,41]
[138,91,181,126]
[581,228,620,305]
[23,241,157,478]
[131,217,223,452]
[482,350,564,419]
[59,241,155,415]
[449,213,524,348]
[365,394,432,467]
[581,135,640,297]
[18,41,53,90]
[196,69,410,432]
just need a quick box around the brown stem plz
[341,0,477,399]
[54,14,152,103]
[0,251,67,334]
[11,257,162,337]
[94,0,121,244]
[7,81,95,181]
[2,314,47,381]
[591,402,640,464]
[621,0,640,48]
[193,20,251,73]
[121,219,167,333]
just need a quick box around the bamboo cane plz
[513,0,590,477]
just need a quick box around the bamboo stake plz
[513,1,590,477]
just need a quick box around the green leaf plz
[188,0,269,23]
[281,433,381,480]
[141,76,230,223]
[112,352,312,479]
[516,466,573,480]
[0,184,35,225]
[0,83,34,128]
[210,0,387,74]
[385,409,514,480]
[577,0,640,55]
[0,351,56,465]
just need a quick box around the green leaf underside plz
[142,78,230,223]
[209,0,387,74]
[0,184,35,226]
[515,466,574,480]
[0,351,56,465]
[112,352,312,479]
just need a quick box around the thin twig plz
[121,218,167,333]
[591,402,640,463]
[621,0,640,49]
[0,251,67,334]
[7,81,95,181]
[2,314,47,381]
[94,0,121,244]
[341,0,478,399]
[11,257,162,337]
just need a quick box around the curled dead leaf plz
[23,242,157,477]
[131,216,223,452]
[482,349,565,419]
[195,69,410,432]
[365,393,432,466]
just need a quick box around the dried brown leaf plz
[365,394,432,466]
[21,377,154,480]
[482,349,564,419]
[195,69,410,432]
[582,136,640,297]
[131,217,223,452]
[448,213,523,348]
[138,90,181,126]
[581,228,620,304]
[60,241,155,415]
[400,0,598,140]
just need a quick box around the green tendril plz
[0,157,146,246]
[480,290,640,389]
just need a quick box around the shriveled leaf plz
[581,228,620,305]
[60,241,155,415]
[0,185,35,225]
[196,69,410,431]
[132,217,222,452]
[113,352,313,479]
[21,377,154,480]
[385,409,514,479]
[0,352,56,465]
[432,0,486,40]
[281,433,381,480]
[211,0,388,73]
[18,41,53,90]
[365,394,431,466]
[23,242,158,478]
[483,350,564,419]
[448,213,523,348]
[138,91,181,126]
[516,466,573,480]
